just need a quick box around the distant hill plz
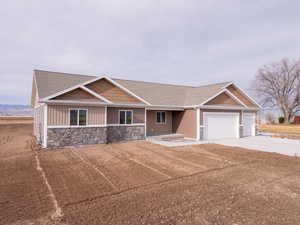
[0,104,32,116]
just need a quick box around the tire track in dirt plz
[127,157,172,179]
[109,143,183,178]
[106,145,172,179]
[34,149,63,220]
[137,143,208,170]
[70,149,118,191]
[64,160,258,208]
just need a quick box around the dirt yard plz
[1,124,300,225]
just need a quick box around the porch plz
[146,134,204,147]
[145,109,197,139]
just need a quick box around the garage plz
[204,112,239,140]
[243,112,256,136]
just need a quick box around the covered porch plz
[145,108,197,140]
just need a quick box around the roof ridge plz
[34,69,97,78]
[112,77,196,88]
[196,81,232,88]
[34,70,231,89]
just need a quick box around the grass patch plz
[0,116,33,125]
[258,124,300,134]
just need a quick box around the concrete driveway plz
[211,136,300,157]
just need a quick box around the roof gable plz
[225,84,259,108]
[34,70,96,99]
[85,78,143,104]
[204,91,244,106]
[52,87,103,102]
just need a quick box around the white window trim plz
[119,110,134,125]
[155,111,167,124]
[69,108,88,126]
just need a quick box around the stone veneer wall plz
[199,127,204,140]
[47,127,107,148]
[239,125,244,138]
[107,125,145,143]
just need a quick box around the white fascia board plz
[222,82,233,89]
[41,84,86,101]
[199,87,250,108]
[146,107,184,111]
[231,84,262,109]
[40,100,109,106]
[79,86,112,103]
[41,75,151,105]
[102,76,151,105]
[199,89,228,106]
[223,82,262,109]
[199,105,259,111]
[224,89,248,108]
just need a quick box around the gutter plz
[39,100,259,111]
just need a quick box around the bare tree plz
[254,58,300,123]
[265,112,276,124]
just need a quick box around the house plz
[31,70,261,148]
[293,113,300,124]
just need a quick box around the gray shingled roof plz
[34,70,96,99]
[34,70,231,106]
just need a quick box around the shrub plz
[278,117,285,124]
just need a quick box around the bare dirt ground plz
[1,124,300,225]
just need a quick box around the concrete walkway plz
[211,136,300,157]
[147,134,300,157]
[146,134,206,147]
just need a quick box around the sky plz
[0,0,299,105]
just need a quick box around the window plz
[70,109,87,126]
[119,110,133,124]
[156,111,166,124]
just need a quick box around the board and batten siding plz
[47,105,105,126]
[146,110,173,136]
[86,79,142,103]
[172,109,197,139]
[107,107,145,124]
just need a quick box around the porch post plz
[43,104,48,148]
[144,108,147,138]
[196,107,200,140]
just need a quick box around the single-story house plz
[31,70,261,148]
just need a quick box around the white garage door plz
[204,113,239,140]
[243,113,255,136]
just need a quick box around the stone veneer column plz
[239,125,244,138]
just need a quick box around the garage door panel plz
[204,113,239,140]
[243,113,255,137]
